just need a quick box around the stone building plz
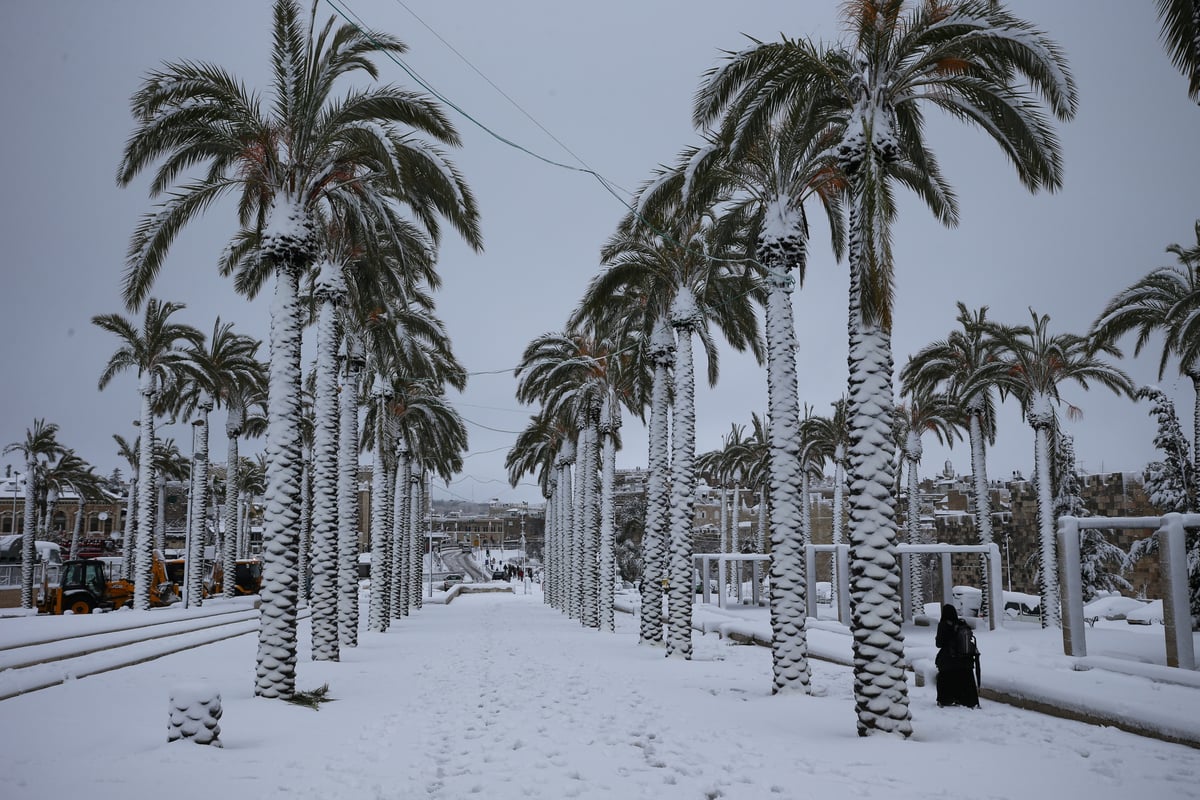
[931,467,1165,599]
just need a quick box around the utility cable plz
[323,0,782,284]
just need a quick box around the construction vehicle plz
[205,558,263,596]
[44,550,180,614]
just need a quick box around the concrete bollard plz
[168,684,223,746]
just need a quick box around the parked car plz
[1083,594,1146,623]
[441,574,464,591]
[1003,590,1041,620]
[1125,599,1164,625]
[952,585,982,618]
[492,570,506,580]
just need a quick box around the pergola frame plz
[1058,513,1195,669]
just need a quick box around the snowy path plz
[3,589,1199,799]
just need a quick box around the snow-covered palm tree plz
[900,303,1004,616]
[174,319,263,608]
[893,386,959,612]
[403,388,467,612]
[112,433,139,580]
[65,462,105,562]
[308,259,347,656]
[1092,221,1200,477]
[3,420,63,609]
[989,310,1132,628]
[584,204,762,659]
[221,385,267,594]
[337,330,365,646]
[796,409,831,551]
[516,333,604,627]
[506,410,567,607]
[94,300,201,610]
[1155,0,1200,101]
[118,0,481,699]
[36,450,91,552]
[696,0,1077,736]
[648,113,844,688]
[151,438,188,554]
[806,400,851,558]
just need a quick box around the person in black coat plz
[935,603,980,708]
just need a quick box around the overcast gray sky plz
[1,1,1197,506]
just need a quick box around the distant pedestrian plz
[935,603,980,708]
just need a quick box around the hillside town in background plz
[0,457,1170,604]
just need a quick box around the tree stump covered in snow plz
[168,684,223,746]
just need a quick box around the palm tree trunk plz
[390,454,406,620]
[70,499,85,561]
[570,436,584,621]
[1033,416,1061,627]
[402,473,415,611]
[720,486,729,559]
[222,405,242,598]
[188,399,212,608]
[548,479,559,608]
[368,382,390,633]
[559,453,574,615]
[757,487,767,554]
[545,482,557,608]
[1191,373,1200,483]
[408,471,424,612]
[905,437,924,614]
[581,419,600,628]
[599,395,618,633]
[667,310,698,661]
[155,478,166,554]
[134,373,157,611]
[337,353,361,647]
[968,410,995,619]
[409,473,423,610]
[845,206,911,737]
[254,263,305,700]
[391,446,411,620]
[298,452,311,607]
[310,286,341,658]
[19,460,36,609]
[800,467,812,548]
[640,320,673,646]
[830,454,845,609]
[732,485,741,551]
[764,260,812,692]
[122,478,136,581]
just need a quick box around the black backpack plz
[953,621,977,657]
[953,620,982,685]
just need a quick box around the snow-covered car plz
[1003,591,1041,620]
[441,574,464,591]
[1083,594,1147,622]
[815,581,832,604]
[952,585,982,618]
[1124,599,1164,625]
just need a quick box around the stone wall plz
[934,472,1164,598]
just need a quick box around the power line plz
[324,0,778,285]
[390,0,604,182]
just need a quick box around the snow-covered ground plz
[2,587,1199,799]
